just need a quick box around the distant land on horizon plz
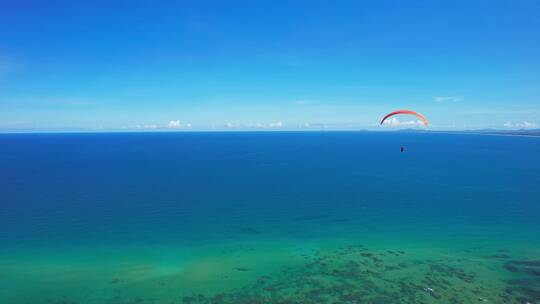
[458,129,540,137]
[1,128,540,137]
[385,128,540,137]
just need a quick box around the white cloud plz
[503,121,538,129]
[268,121,283,128]
[168,120,181,128]
[225,121,283,129]
[167,120,192,129]
[434,96,463,103]
[382,117,425,127]
[131,124,159,130]
[225,122,237,129]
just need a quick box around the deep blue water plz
[1,132,539,303]
[1,132,539,248]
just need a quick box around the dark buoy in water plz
[400,146,405,152]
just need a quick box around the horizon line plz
[1,128,539,136]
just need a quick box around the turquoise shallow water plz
[1,132,539,303]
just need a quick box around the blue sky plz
[1,1,539,131]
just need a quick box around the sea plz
[1,131,539,304]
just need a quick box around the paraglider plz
[380,110,429,126]
[380,110,429,153]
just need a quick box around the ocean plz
[1,132,539,303]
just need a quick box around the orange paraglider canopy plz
[380,110,429,126]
